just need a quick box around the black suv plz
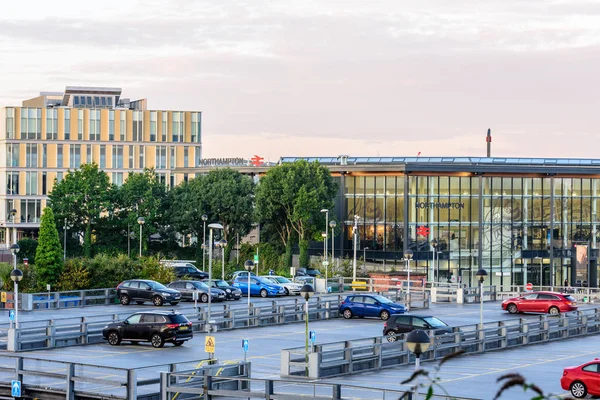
[383,314,452,342]
[102,311,193,348]
[295,268,322,278]
[116,279,181,306]
[168,264,209,280]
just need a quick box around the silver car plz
[262,276,303,295]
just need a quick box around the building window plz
[183,147,189,167]
[150,111,157,142]
[170,174,175,189]
[120,111,126,141]
[20,199,41,223]
[46,108,58,140]
[7,172,19,195]
[57,144,63,167]
[172,112,184,142]
[7,144,19,167]
[113,145,123,168]
[70,144,81,168]
[26,172,38,195]
[6,107,15,139]
[170,146,176,169]
[129,145,134,168]
[194,146,201,167]
[157,172,166,185]
[161,111,168,142]
[90,110,101,141]
[64,109,71,140]
[100,145,106,168]
[156,146,167,169]
[42,144,47,168]
[26,144,38,168]
[87,144,92,163]
[42,172,47,195]
[109,110,115,141]
[21,108,42,139]
[191,112,201,143]
[56,172,63,182]
[112,172,124,187]
[78,110,84,140]
[132,111,143,142]
[138,146,145,169]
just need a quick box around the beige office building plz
[0,86,202,246]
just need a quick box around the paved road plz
[1,300,597,399]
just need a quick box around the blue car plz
[339,294,405,321]
[232,277,286,298]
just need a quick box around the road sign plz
[309,330,316,343]
[205,336,215,353]
[526,283,533,291]
[9,310,15,321]
[11,380,21,397]
[322,261,329,266]
[242,339,249,352]
[253,254,259,263]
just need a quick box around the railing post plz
[105,288,110,305]
[344,341,353,373]
[47,320,56,349]
[66,363,75,400]
[126,369,137,400]
[560,313,569,337]
[540,315,549,342]
[160,372,168,399]
[316,297,322,320]
[332,384,342,399]
[581,313,588,335]
[477,324,485,352]
[278,305,285,324]
[80,290,85,307]
[204,374,213,400]
[498,321,507,348]
[374,336,382,368]
[15,357,23,384]
[254,307,261,326]
[325,301,331,320]
[521,319,529,345]
[81,316,88,345]
[265,379,274,397]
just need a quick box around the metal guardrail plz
[0,355,242,400]
[498,285,600,303]
[0,288,118,310]
[281,307,600,379]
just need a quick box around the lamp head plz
[403,249,413,260]
[300,284,314,301]
[321,232,327,238]
[202,214,208,221]
[137,217,145,225]
[244,260,254,271]
[218,239,227,247]
[405,329,430,356]
[329,220,337,228]
[10,269,23,282]
[320,209,328,213]
[475,268,488,282]
[10,243,19,255]
[208,223,223,230]
[431,238,438,247]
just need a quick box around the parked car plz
[383,314,452,342]
[116,279,181,306]
[102,311,192,348]
[164,263,209,280]
[295,268,322,278]
[232,276,286,298]
[501,291,577,315]
[208,279,242,300]
[561,358,600,398]
[166,280,226,302]
[230,271,257,281]
[261,275,303,295]
[339,294,405,321]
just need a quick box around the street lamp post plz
[406,329,431,399]
[137,217,145,257]
[10,208,17,244]
[218,239,227,280]
[10,244,21,329]
[431,239,438,283]
[363,247,369,273]
[403,249,413,312]
[244,260,254,312]
[202,214,208,272]
[300,284,315,376]
[63,218,68,261]
[534,256,543,287]
[207,223,223,332]
[321,209,329,269]
[476,268,488,329]
[329,220,337,277]
[352,215,360,282]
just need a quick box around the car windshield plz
[308,269,321,275]
[565,295,576,302]
[256,277,275,285]
[372,295,393,304]
[193,282,209,290]
[214,280,229,288]
[423,317,448,328]
[148,282,168,290]
[274,277,291,283]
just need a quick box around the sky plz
[1,0,599,162]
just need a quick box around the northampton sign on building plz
[415,202,465,209]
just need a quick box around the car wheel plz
[260,289,268,298]
[152,296,164,307]
[570,381,588,398]
[120,294,130,305]
[135,301,144,305]
[342,309,353,319]
[174,341,184,347]
[201,293,209,303]
[386,331,398,342]
[107,331,121,346]
[548,306,560,315]
[284,288,290,296]
[170,302,179,306]
[380,310,390,321]
[151,333,165,348]
[506,303,518,314]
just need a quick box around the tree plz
[49,163,113,257]
[255,160,338,267]
[35,207,63,287]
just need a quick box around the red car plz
[501,291,577,315]
[561,359,600,398]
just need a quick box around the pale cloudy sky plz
[1,0,599,161]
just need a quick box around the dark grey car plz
[167,280,226,302]
[116,279,181,306]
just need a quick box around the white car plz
[262,276,303,295]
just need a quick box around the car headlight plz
[163,292,172,296]
[103,325,108,329]
[226,289,231,293]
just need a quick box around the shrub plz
[86,254,139,288]
[17,238,38,264]
[0,263,37,293]
[138,256,176,284]
[56,259,90,291]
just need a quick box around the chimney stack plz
[486,129,492,157]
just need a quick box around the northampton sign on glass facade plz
[280,156,600,289]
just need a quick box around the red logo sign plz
[250,155,264,167]
[416,226,430,237]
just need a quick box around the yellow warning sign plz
[205,336,215,353]
[1,292,6,303]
